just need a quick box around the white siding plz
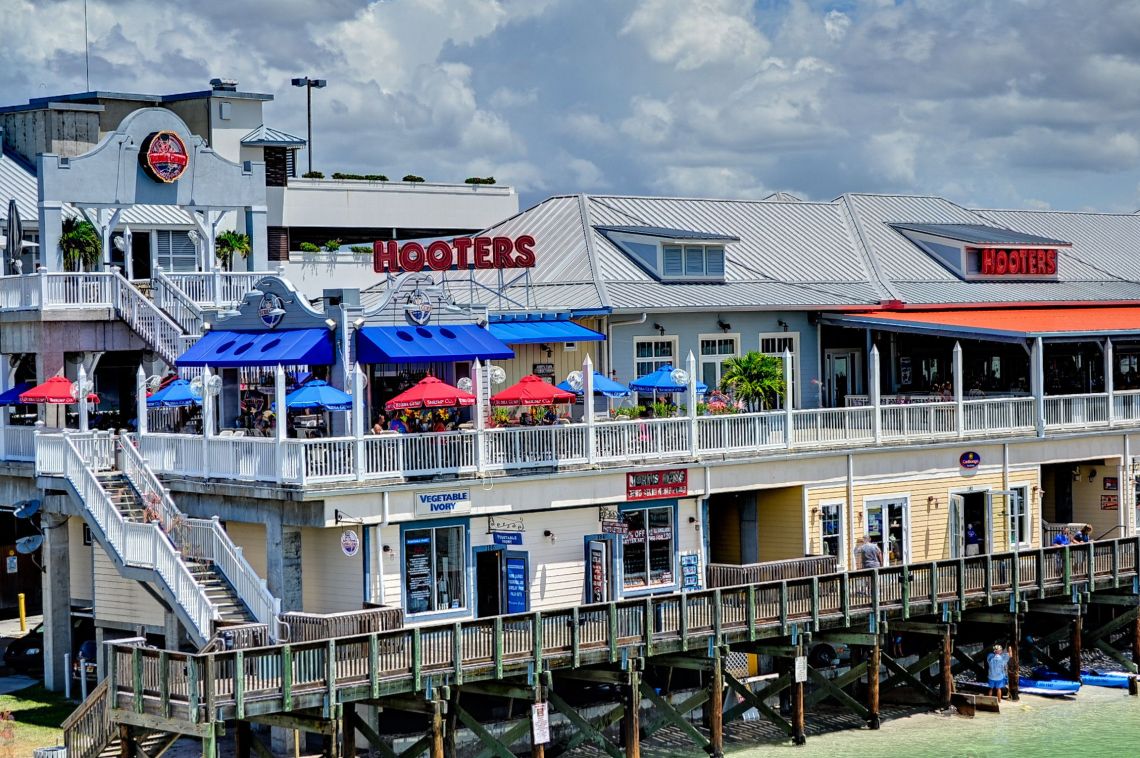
[92,548,165,629]
[301,527,364,615]
[68,517,94,604]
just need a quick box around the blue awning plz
[487,318,605,344]
[356,324,514,364]
[0,382,35,406]
[176,329,334,367]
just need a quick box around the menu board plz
[506,556,528,613]
[405,536,433,613]
[680,552,701,590]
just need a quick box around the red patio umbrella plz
[19,375,99,405]
[490,375,577,407]
[385,376,476,411]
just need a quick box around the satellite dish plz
[670,368,690,387]
[566,370,583,392]
[13,499,41,519]
[456,377,473,392]
[489,366,507,386]
[16,535,43,554]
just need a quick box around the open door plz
[949,494,964,558]
[475,548,503,618]
[586,539,612,603]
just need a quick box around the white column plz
[136,365,148,436]
[97,208,124,270]
[1106,338,1115,426]
[870,345,882,444]
[122,226,134,281]
[201,366,214,476]
[274,364,286,484]
[0,364,7,461]
[583,354,596,465]
[471,359,486,472]
[783,348,794,449]
[1032,337,1045,437]
[37,201,64,272]
[686,350,698,456]
[952,341,964,438]
[352,363,366,482]
[77,365,89,432]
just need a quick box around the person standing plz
[1072,524,1093,544]
[856,535,883,569]
[965,523,981,556]
[986,644,1011,701]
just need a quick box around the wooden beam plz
[546,690,624,758]
[1085,606,1140,644]
[709,649,724,757]
[722,671,792,735]
[455,703,516,758]
[881,651,941,704]
[1031,603,1083,616]
[456,681,535,701]
[804,661,869,709]
[889,621,953,636]
[961,611,1019,624]
[1087,594,1140,607]
[648,654,714,671]
[556,702,624,756]
[639,681,711,751]
[556,668,629,685]
[744,644,800,657]
[1093,638,1139,674]
[374,695,438,716]
[867,644,881,729]
[806,666,868,719]
[248,712,338,737]
[352,710,396,758]
[813,632,881,646]
[640,690,708,739]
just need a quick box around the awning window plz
[176,328,334,367]
[356,324,514,364]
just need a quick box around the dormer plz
[596,225,737,282]
[891,223,1071,281]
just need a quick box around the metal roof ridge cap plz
[836,195,900,302]
[577,194,610,309]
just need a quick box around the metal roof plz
[890,223,1071,247]
[826,306,1140,341]
[593,225,739,241]
[240,125,306,147]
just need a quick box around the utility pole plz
[291,76,327,175]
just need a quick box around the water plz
[727,688,1140,757]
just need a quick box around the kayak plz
[1080,670,1133,689]
[1018,677,1081,697]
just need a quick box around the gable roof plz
[240,125,306,148]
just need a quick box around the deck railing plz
[706,555,839,587]
[151,269,206,334]
[283,607,404,643]
[164,271,274,306]
[101,537,1140,726]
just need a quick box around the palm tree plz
[59,216,101,272]
[215,231,251,271]
[719,351,786,411]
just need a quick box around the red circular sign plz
[140,130,189,183]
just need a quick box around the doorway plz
[949,491,990,557]
[865,498,908,566]
[475,548,502,618]
[131,233,152,280]
[825,349,862,407]
[585,537,615,603]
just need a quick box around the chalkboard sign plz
[506,555,528,613]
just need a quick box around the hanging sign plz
[588,541,608,603]
[680,552,701,591]
[626,469,688,501]
[374,235,536,274]
[340,529,360,557]
[140,130,189,183]
[5,555,16,574]
[493,532,523,545]
[488,515,524,532]
[415,489,472,516]
[532,363,555,378]
[531,702,551,745]
[794,656,808,683]
[959,451,981,470]
[1104,477,1119,491]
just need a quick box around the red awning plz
[826,306,1140,341]
[19,376,99,405]
[491,375,577,407]
[385,376,475,411]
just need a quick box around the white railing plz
[595,417,690,462]
[53,434,216,643]
[0,274,42,310]
[2,425,39,461]
[1045,393,1110,429]
[485,424,589,470]
[697,411,786,453]
[40,272,115,309]
[151,269,205,335]
[1115,390,1140,423]
[791,406,874,446]
[880,401,958,441]
[111,273,187,366]
[164,271,273,306]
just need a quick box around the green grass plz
[0,683,73,753]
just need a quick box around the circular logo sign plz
[340,529,360,558]
[405,290,433,326]
[139,131,189,183]
[257,292,285,328]
[959,451,981,469]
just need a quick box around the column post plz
[135,365,148,436]
[41,511,71,691]
[1033,337,1046,437]
[870,345,882,444]
[1070,615,1082,681]
[430,697,444,758]
[246,205,270,272]
[583,354,596,465]
[623,668,640,758]
[867,639,881,728]
[791,645,805,745]
[37,200,64,272]
[275,364,286,484]
[709,648,725,756]
[353,362,366,482]
[940,626,953,710]
[1008,614,1020,702]
[532,683,547,758]
[952,341,964,437]
[342,702,357,758]
[471,359,486,472]
[687,350,699,457]
[783,348,794,449]
[77,364,89,432]
[1106,337,1116,426]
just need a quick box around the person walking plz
[986,644,1011,701]
[856,534,883,569]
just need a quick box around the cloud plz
[866,131,922,184]
[621,0,770,71]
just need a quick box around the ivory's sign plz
[374,235,536,274]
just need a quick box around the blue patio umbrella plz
[284,380,352,411]
[629,365,708,394]
[556,371,631,398]
[0,382,34,405]
[146,379,201,408]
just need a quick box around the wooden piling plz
[1129,675,1139,697]
[532,684,546,758]
[342,703,356,757]
[118,724,133,758]
[867,642,881,729]
[1070,616,1083,681]
[624,670,641,758]
[430,699,444,758]
[1133,610,1140,668]
[940,627,953,710]
[791,645,806,746]
[1008,615,1020,702]
[235,720,252,758]
[445,690,458,758]
[709,649,725,757]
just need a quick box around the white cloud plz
[620,96,674,145]
[621,0,769,71]
[566,157,607,188]
[824,10,851,42]
[866,131,922,184]
[651,165,771,199]
[488,87,538,109]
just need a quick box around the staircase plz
[39,431,283,648]
[63,666,182,758]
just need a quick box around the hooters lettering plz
[1045,249,1057,274]
[977,247,1059,278]
[514,235,536,267]
[372,240,398,272]
[372,236,540,274]
[426,241,452,271]
[453,237,473,268]
[399,242,425,272]
[473,237,493,268]
[492,237,513,268]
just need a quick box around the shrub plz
[464,176,496,185]
[302,170,324,179]
[402,174,425,183]
[298,242,321,253]
[331,172,389,181]
[350,245,372,254]
[365,174,388,181]
[323,239,343,253]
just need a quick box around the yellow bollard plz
[17,592,26,632]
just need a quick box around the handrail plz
[60,434,217,643]
[164,271,275,306]
[62,677,111,758]
[151,269,205,335]
[111,272,187,366]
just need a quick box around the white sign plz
[415,489,472,516]
[794,655,808,683]
[531,702,550,745]
[5,555,16,574]
[340,529,360,557]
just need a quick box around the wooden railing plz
[101,537,1139,727]
[283,606,404,643]
[62,678,112,758]
[706,555,838,587]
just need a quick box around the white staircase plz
[39,432,284,647]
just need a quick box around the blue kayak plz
[1018,676,1081,696]
[1080,670,1132,689]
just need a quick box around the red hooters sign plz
[978,247,1058,277]
[373,236,536,274]
[140,131,189,183]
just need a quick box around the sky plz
[4,0,1140,213]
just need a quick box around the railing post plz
[582,354,596,465]
[472,359,487,472]
[1033,336,1046,437]
[135,365,148,437]
[274,364,286,484]
[870,345,882,444]
[783,349,794,449]
[687,350,699,457]
[952,341,964,437]
[1106,337,1116,426]
[352,362,366,482]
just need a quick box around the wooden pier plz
[67,537,1140,757]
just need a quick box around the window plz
[663,246,684,276]
[758,331,799,407]
[1009,486,1030,546]
[621,505,675,590]
[819,503,841,557]
[699,334,739,389]
[154,230,197,272]
[635,337,678,377]
[403,524,466,614]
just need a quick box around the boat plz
[1018,675,1081,697]
[1080,670,1133,689]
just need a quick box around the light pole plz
[291,76,327,175]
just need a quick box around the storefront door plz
[585,537,614,603]
[825,349,862,407]
[865,498,908,566]
[475,548,503,618]
[949,491,991,558]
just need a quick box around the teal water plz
[728,687,1140,757]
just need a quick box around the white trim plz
[817,499,844,563]
[633,335,680,378]
[697,332,740,389]
[861,493,910,567]
[948,485,993,557]
[1006,484,1032,549]
[759,331,800,407]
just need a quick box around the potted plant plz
[323,239,343,253]
[215,231,251,271]
[490,408,512,427]
[59,217,101,272]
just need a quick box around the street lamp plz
[291,76,327,175]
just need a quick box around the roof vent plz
[210,78,238,92]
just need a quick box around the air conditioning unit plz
[563,342,578,352]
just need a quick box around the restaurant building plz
[7,119,1140,695]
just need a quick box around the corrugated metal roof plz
[240,124,306,147]
[605,280,882,311]
[594,225,739,241]
[891,223,1070,247]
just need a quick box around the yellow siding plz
[92,548,165,629]
[68,517,93,604]
[1070,462,1124,536]
[757,487,804,562]
[224,522,267,577]
[805,468,1040,563]
[301,527,364,615]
